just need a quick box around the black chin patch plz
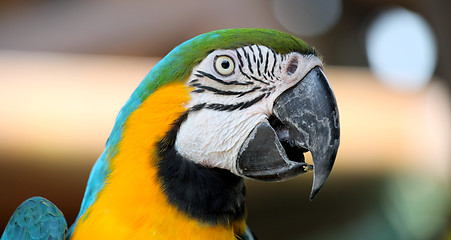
[155,111,246,226]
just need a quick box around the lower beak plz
[237,67,340,199]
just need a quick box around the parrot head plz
[143,29,340,199]
[65,29,340,239]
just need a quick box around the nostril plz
[287,58,298,75]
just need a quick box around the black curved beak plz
[237,67,340,199]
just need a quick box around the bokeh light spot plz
[366,7,438,92]
[273,0,342,37]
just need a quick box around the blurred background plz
[0,0,450,239]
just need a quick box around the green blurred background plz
[0,1,450,239]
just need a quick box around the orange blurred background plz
[1,1,450,239]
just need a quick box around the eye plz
[214,55,235,76]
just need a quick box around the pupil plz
[221,60,230,69]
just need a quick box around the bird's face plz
[175,45,339,198]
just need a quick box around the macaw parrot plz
[1,28,340,240]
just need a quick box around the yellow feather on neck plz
[70,82,246,239]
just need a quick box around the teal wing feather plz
[1,197,67,240]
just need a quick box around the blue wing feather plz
[237,226,257,240]
[1,197,66,240]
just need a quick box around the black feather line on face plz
[249,45,257,63]
[238,64,252,80]
[189,79,199,84]
[190,80,262,97]
[236,49,244,67]
[191,89,205,93]
[242,47,254,75]
[264,51,269,77]
[250,75,269,85]
[256,59,262,77]
[191,93,267,112]
[191,84,261,97]
[156,111,246,226]
[256,45,264,63]
[196,70,253,86]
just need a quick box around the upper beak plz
[237,67,340,199]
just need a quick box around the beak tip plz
[309,190,318,200]
[309,183,322,200]
[309,161,334,200]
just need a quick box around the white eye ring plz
[214,55,235,76]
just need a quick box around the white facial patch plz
[175,45,323,174]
